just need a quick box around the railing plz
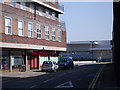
[58,4,64,12]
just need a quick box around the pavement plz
[96,63,120,90]
[0,62,120,89]
[0,69,47,82]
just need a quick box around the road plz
[2,63,106,89]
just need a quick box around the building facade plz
[0,0,66,72]
[60,40,112,62]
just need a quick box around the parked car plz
[41,61,59,72]
[58,57,74,69]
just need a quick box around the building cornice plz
[0,42,66,51]
[32,0,64,14]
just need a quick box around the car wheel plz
[54,69,58,72]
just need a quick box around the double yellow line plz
[88,65,105,90]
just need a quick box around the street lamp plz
[90,41,99,61]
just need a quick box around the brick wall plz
[1,31,66,48]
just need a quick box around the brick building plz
[0,0,66,72]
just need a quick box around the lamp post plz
[90,41,99,62]
[90,41,94,61]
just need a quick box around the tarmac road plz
[2,63,106,89]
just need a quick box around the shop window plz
[12,56,24,69]
[5,16,12,34]
[2,56,9,69]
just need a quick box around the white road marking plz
[25,85,38,90]
[54,81,74,88]
[29,85,37,88]
[43,78,55,83]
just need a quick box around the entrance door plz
[31,56,38,69]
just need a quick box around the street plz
[2,63,106,89]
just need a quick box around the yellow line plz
[88,65,105,90]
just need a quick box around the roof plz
[89,48,112,51]
[67,41,99,45]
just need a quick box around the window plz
[52,0,56,4]
[45,26,49,40]
[46,10,50,18]
[39,7,43,16]
[37,24,41,39]
[30,4,34,13]
[52,12,55,20]
[5,17,12,34]
[18,20,24,36]
[58,29,62,42]
[28,22,33,38]
[52,28,56,41]
[10,2,16,7]
[21,2,26,10]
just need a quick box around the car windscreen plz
[43,61,52,65]
[59,59,69,62]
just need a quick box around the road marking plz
[54,81,74,88]
[88,65,105,90]
[43,78,55,83]
[29,85,37,88]
[25,85,37,90]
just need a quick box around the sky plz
[59,2,113,43]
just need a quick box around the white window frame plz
[46,9,50,18]
[37,24,41,39]
[10,2,16,7]
[52,28,56,41]
[18,20,24,36]
[20,2,26,10]
[28,22,33,38]
[38,7,43,16]
[5,16,12,35]
[30,4,34,13]
[58,29,62,42]
[52,12,55,20]
[45,26,49,40]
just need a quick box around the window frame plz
[18,20,24,36]
[45,26,49,40]
[46,9,50,18]
[5,16,12,35]
[28,22,33,38]
[37,24,42,39]
[20,2,26,10]
[52,28,56,41]
[58,29,62,42]
[30,4,34,13]
[10,2,16,7]
[52,12,56,20]
[38,7,43,16]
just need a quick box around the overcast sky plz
[60,2,113,42]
